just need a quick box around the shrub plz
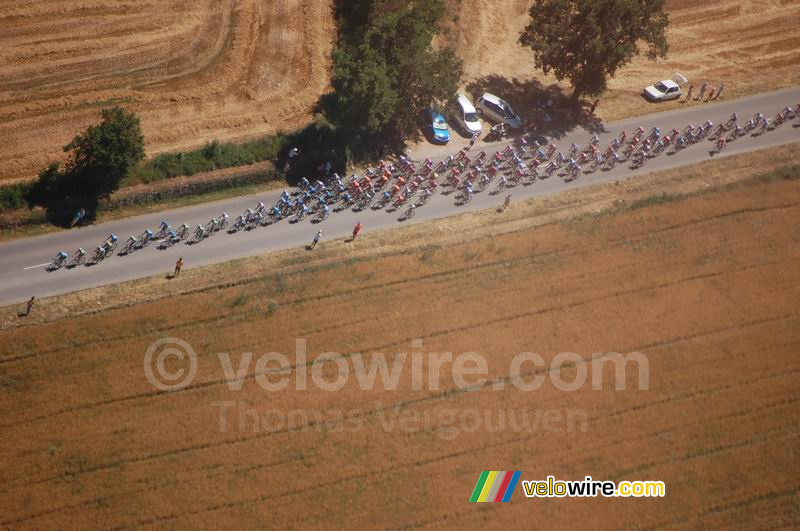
[0,183,31,212]
[125,135,286,185]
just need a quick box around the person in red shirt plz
[350,221,362,242]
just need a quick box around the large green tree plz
[328,0,463,147]
[519,0,669,98]
[62,106,145,200]
[30,107,145,217]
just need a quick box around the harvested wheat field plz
[441,0,800,121]
[0,0,334,183]
[1,171,799,527]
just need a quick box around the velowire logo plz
[469,471,521,503]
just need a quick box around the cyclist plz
[140,229,153,244]
[69,248,86,266]
[123,235,138,253]
[463,181,473,201]
[51,251,68,268]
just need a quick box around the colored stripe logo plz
[470,471,521,502]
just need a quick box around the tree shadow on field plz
[465,75,608,141]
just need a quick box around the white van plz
[454,94,482,135]
[476,93,522,129]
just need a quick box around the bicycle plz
[154,221,171,239]
[89,243,113,264]
[215,213,229,231]
[67,248,86,267]
[102,234,118,253]
[401,204,416,221]
[118,236,139,256]
[138,229,154,247]
[158,231,180,249]
[188,225,207,244]
[48,251,69,271]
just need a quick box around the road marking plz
[23,262,51,270]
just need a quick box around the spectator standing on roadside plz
[309,230,322,250]
[18,296,35,317]
[498,194,511,213]
[589,99,599,114]
[350,221,362,241]
[714,83,725,100]
[683,85,694,103]
[705,86,715,102]
[173,257,183,278]
[467,132,478,151]
[696,82,708,101]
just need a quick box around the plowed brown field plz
[0,0,334,183]
[1,171,799,527]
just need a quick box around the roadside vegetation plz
[25,107,145,225]
[125,136,285,185]
[321,0,463,153]
[519,0,669,98]
[0,0,464,229]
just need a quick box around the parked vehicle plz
[643,79,682,102]
[453,94,482,135]
[476,93,522,129]
[428,108,451,144]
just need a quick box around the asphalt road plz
[0,87,797,306]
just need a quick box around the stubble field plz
[1,163,798,527]
[440,0,800,121]
[3,0,800,183]
[0,0,334,183]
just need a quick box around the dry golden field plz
[3,0,800,183]
[1,147,799,527]
[440,0,800,119]
[0,0,334,183]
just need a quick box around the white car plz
[454,94,482,135]
[643,80,682,102]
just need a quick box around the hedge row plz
[125,135,285,185]
[103,167,279,210]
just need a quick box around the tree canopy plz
[519,0,669,98]
[62,106,145,199]
[326,0,463,150]
[29,107,145,216]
